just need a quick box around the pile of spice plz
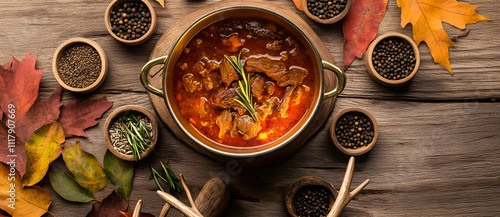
[372,38,416,80]
[335,112,374,149]
[109,2,152,40]
[307,0,347,19]
[109,113,153,160]
[293,185,331,217]
[57,43,101,88]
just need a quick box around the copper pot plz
[139,6,346,158]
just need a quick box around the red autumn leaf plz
[87,191,128,217]
[0,86,62,176]
[16,86,63,145]
[0,123,26,176]
[0,52,44,120]
[120,211,156,217]
[59,96,113,137]
[343,0,388,70]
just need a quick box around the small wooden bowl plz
[301,0,352,24]
[329,107,378,156]
[52,38,108,92]
[365,33,420,86]
[104,105,159,161]
[285,176,338,217]
[105,0,157,45]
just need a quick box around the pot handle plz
[322,60,346,100]
[140,56,168,98]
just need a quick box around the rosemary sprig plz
[150,161,183,197]
[224,50,258,121]
[120,114,153,160]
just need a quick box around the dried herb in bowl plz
[109,113,153,160]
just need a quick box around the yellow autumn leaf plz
[156,0,164,8]
[21,121,65,187]
[397,0,490,74]
[0,164,52,217]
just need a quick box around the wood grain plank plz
[0,0,499,216]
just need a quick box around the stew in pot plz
[172,16,315,148]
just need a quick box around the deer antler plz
[157,174,203,217]
[327,156,370,217]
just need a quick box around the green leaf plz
[62,139,108,192]
[49,172,95,203]
[103,150,134,200]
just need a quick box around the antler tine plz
[159,203,171,217]
[157,191,203,217]
[328,156,355,217]
[180,174,200,213]
[156,174,203,217]
[132,199,142,217]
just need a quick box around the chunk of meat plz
[234,114,262,140]
[266,40,282,50]
[244,57,307,87]
[265,81,275,95]
[182,73,202,92]
[250,74,266,100]
[291,86,303,106]
[202,76,214,90]
[220,58,240,86]
[216,110,233,138]
[255,97,280,121]
[279,86,296,118]
[211,87,246,115]
[279,67,308,87]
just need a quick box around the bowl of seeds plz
[365,32,420,86]
[301,0,352,24]
[105,0,157,45]
[104,105,159,161]
[329,107,378,156]
[52,38,108,92]
[285,176,337,217]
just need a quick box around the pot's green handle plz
[322,60,346,100]
[140,56,168,98]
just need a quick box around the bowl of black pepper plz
[285,176,337,217]
[365,33,420,86]
[302,0,352,24]
[329,107,378,156]
[105,0,157,45]
[52,38,108,92]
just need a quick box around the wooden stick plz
[133,199,142,217]
[159,203,171,217]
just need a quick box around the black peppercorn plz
[109,1,151,40]
[335,112,374,149]
[307,0,346,19]
[293,185,331,217]
[372,37,416,80]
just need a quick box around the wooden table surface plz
[1,0,499,216]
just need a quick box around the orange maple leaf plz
[397,0,490,74]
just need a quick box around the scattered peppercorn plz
[372,37,416,80]
[335,112,374,149]
[307,0,347,19]
[57,43,101,88]
[294,185,331,217]
[109,2,151,40]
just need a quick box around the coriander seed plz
[57,43,101,88]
